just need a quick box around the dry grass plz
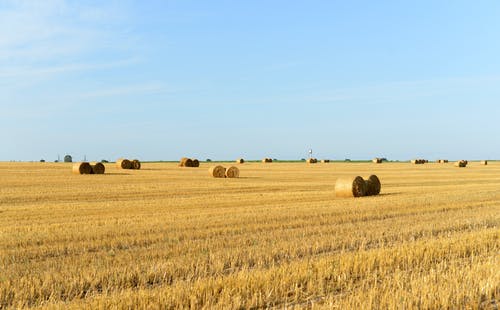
[0,161,499,309]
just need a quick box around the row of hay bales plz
[72,162,105,175]
[372,158,383,163]
[116,159,141,170]
[335,175,381,198]
[306,158,331,164]
[262,158,273,163]
[411,159,428,164]
[208,166,240,178]
[179,157,200,167]
[437,159,449,163]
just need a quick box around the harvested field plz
[0,161,499,309]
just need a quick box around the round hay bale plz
[91,162,105,174]
[335,176,366,198]
[321,159,330,163]
[116,159,132,169]
[365,175,381,196]
[411,159,417,164]
[481,160,488,165]
[306,158,317,164]
[72,162,92,175]
[236,158,245,164]
[179,157,188,167]
[372,158,382,163]
[454,160,467,167]
[192,159,200,167]
[262,158,272,163]
[225,166,240,178]
[209,165,226,178]
[132,159,141,170]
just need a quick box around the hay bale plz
[236,158,245,164]
[262,158,272,163]
[321,159,330,163]
[365,175,381,196]
[372,158,382,163]
[209,165,226,178]
[72,162,92,175]
[335,176,366,198]
[480,160,488,165]
[454,160,467,167]
[90,162,105,174]
[192,159,200,167]
[437,159,449,163]
[225,166,240,178]
[116,159,132,169]
[179,157,189,167]
[132,159,141,170]
[306,158,317,164]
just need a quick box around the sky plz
[1,0,500,162]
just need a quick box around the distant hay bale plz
[306,158,318,164]
[411,159,425,164]
[454,160,467,167]
[437,159,449,163]
[335,176,366,198]
[209,165,226,178]
[132,159,141,170]
[225,166,240,178]
[236,158,245,164]
[90,162,105,174]
[365,175,381,196]
[116,159,132,169]
[372,158,382,163]
[180,157,198,167]
[480,160,488,165]
[321,159,330,163]
[179,157,194,167]
[262,158,272,163]
[179,157,189,167]
[72,162,92,175]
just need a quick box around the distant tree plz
[206,159,212,162]
[64,155,72,163]
[101,159,109,163]
[40,159,45,162]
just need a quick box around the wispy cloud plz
[78,82,170,99]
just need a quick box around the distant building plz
[64,155,72,163]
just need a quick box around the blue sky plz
[1,0,500,161]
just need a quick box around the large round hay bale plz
[91,162,105,174]
[72,162,92,175]
[180,158,193,167]
[454,160,467,167]
[236,158,245,164]
[209,165,226,178]
[306,158,317,164]
[225,166,240,178]
[116,159,132,169]
[411,159,417,164]
[372,158,382,163]
[365,175,381,196]
[179,157,188,167]
[481,160,488,165]
[132,159,141,170]
[335,176,366,198]
[192,159,200,167]
[321,159,330,163]
[262,158,272,163]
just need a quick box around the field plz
[0,161,499,309]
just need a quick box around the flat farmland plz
[0,161,499,309]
